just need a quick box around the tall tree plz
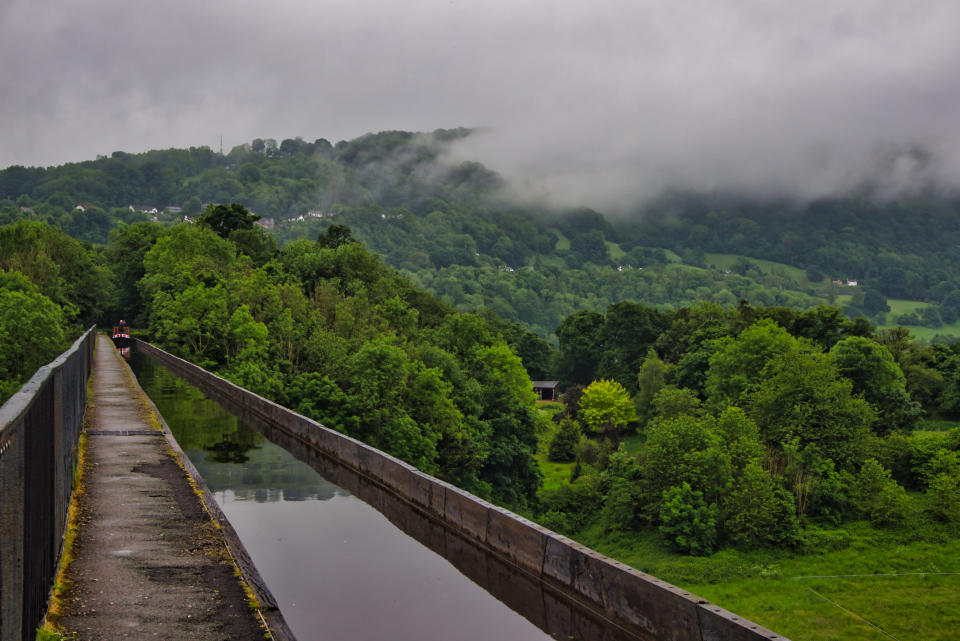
[829,336,920,433]
[198,203,260,239]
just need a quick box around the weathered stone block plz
[600,560,702,641]
[486,507,547,575]
[542,531,578,585]
[378,456,414,497]
[443,486,490,542]
[334,436,364,469]
[568,543,607,610]
[355,446,378,476]
[268,400,287,427]
[407,471,438,512]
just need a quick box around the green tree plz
[940,290,960,325]
[852,458,912,525]
[634,348,671,425]
[925,472,960,524]
[105,222,165,323]
[555,310,605,386]
[579,379,638,441]
[597,301,665,390]
[722,461,797,545]
[316,224,358,249]
[0,220,113,326]
[198,203,260,239]
[746,343,876,469]
[862,289,890,318]
[829,336,920,433]
[650,386,703,422]
[548,419,581,462]
[640,414,732,518]
[229,227,277,266]
[472,342,541,505]
[151,282,230,365]
[705,319,795,410]
[0,281,67,402]
[659,482,718,556]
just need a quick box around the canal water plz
[128,349,640,641]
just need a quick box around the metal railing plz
[0,326,96,641]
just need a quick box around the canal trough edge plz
[124,348,298,641]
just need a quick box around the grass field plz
[550,228,571,251]
[533,413,960,640]
[704,253,807,281]
[886,299,933,316]
[681,538,960,641]
[534,404,576,492]
[606,241,626,260]
[878,299,960,341]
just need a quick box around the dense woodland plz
[2,129,960,339]
[1,130,960,559]
[541,301,960,553]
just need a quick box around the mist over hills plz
[1,128,959,338]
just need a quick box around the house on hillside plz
[532,381,560,401]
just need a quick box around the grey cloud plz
[2,0,959,208]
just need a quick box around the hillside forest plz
[2,129,960,340]
[2,130,960,639]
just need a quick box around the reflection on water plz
[130,349,643,641]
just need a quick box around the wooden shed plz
[531,381,560,402]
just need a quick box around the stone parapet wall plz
[0,326,96,641]
[136,340,788,641]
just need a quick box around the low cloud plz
[2,0,959,209]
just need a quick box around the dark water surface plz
[129,349,640,641]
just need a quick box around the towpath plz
[53,335,266,640]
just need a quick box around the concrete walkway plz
[54,336,267,640]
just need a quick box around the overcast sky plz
[2,0,959,208]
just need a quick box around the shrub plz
[659,482,718,556]
[602,477,642,532]
[852,458,912,526]
[576,438,600,465]
[722,461,798,546]
[548,419,580,462]
[810,462,854,524]
[798,527,852,553]
[538,510,573,534]
[537,476,602,532]
[925,473,960,524]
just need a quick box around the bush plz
[810,462,854,524]
[538,510,574,534]
[853,459,912,526]
[548,419,581,462]
[602,477,642,532]
[798,527,852,553]
[925,473,960,524]
[659,482,718,556]
[722,461,798,546]
[576,438,600,465]
[537,476,602,531]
